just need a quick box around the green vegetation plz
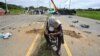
[9,9,24,14]
[0,2,24,14]
[77,10,100,20]
[35,38,56,56]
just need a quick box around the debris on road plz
[83,31,92,34]
[0,33,4,38]
[97,35,100,37]
[28,24,31,26]
[3,33,12,39]
[26,29,43,34]
[18,30,21,32]
[70,25,75,28]
[8,27,16,30]
[12,28,16,30]
[72,20,79,23]
[9,27,12,29]
[1,28,5,30]
[96,22,100,24]
[68,16,72,18]
[63,30,82,38]
[0,33,12,39]
[80,24,90,28]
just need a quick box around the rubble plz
[72,20,79,23]
[80,24,90,28]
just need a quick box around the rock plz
[80,24,90,28]
[72,20,79,23]
[97,35,100,37]
[96,22,100,24]
[12,28,16,30]
[9,27,12,29]
[18,30,21,32]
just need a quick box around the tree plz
[25,7,28,10]
[88,8,93,11]
[0,2,24,10]
[29,6,34,10]
[38,6,48,11]
[0,2,6,9]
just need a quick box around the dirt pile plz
[26,29,43,34]
[63,30,82,38]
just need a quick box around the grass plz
[35,38,56,56]
[76,11,100,20]
[9,9,24,14]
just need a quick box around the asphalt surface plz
[0,15,100,56]
[55,15,100,56]
[0,15,47,56]
[0,15,46,29]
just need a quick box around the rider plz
[44,16,64,55]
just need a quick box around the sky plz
[0,0,100,9]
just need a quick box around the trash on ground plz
[80,24,90,28]
[0,33,12,39]
[63,30,82,38]
[0,33,4,38]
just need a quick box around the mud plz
[26,29,43,34]
[63,30,82,38]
